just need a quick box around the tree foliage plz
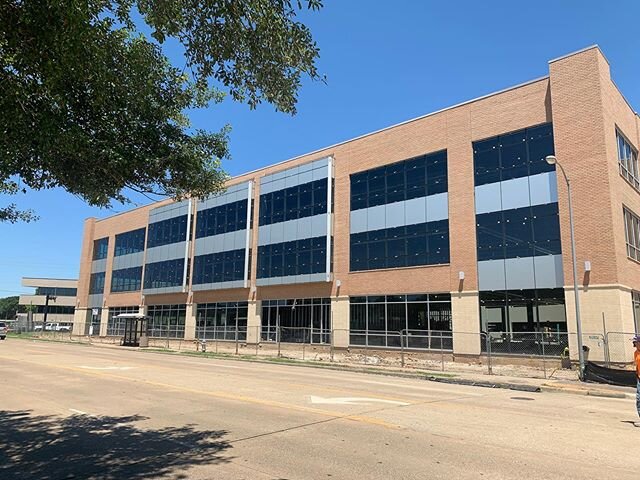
[0,296,19,319]
[0,0,322,220]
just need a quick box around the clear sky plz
[1,0,639,296]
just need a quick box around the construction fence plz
[12,327,638,380]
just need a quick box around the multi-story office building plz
[19,277,78,326]
[73,46,640,358]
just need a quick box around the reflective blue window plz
[192,249,245,284]
[111,266,143,292]
[350,150,447,212]
[114,228,146,256]
[143,259,184,289]
[195,199,248,238]
[147,215,188,248]
[350,220,449,271]
[257,236,328,278]
[93,238,109,260]
[259,179,328,226]
[35,287,77,297]
[476,204,561,261]
[473,123,555,186]
[36,305,75,315]
[89,272,105,294]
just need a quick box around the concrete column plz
[99,307,109,337]
[564,285,635,363]
[72,308,88,336]
[331,296,350,348]
[246,300,261,344]
[184,303,196,340]
[451,291,481,355]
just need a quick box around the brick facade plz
[74,46,640,353]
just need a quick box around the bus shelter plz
[115,313,150,347]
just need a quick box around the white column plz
[99,307,109,337]
[246,300,261,344]
[331,296,349,348]
[184,303,196,341]
[451,291,481,355]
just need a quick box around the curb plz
[12,336,633,399]
[426,376,541,393]
[540,384,631,399]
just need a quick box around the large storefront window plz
[479,289,566,334]
[349,294,452,349]
[147,304,186,338]
[261,298,331,344]
[196,302,248,341]
[107,306,139,336]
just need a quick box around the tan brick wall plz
[77,75,552,327]
[76,217,96,306]
[76,46,639,342]
[549,47,616,287]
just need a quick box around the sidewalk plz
[11,334,637,400]
[83,338,637,400]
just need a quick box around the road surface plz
[0,339,637,479]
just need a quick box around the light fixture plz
[458,271,465,280]
[584,261,591,272]
[545,155,557,165]
[336,279,341,287]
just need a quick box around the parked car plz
[0,322,7,340]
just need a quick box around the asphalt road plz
[0,339,637,480]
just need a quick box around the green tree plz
[0,296,19,319]
[0,0,322,221]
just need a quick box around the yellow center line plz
[0,354,399,429]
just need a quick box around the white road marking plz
[351,379,484,396]
[69,408,90,415]
[79,366,134,371]
[309,395,410,406]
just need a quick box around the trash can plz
[560,347,571,369]
[582,345,590,363]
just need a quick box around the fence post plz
[485,333,493,375]
[541,332,547,379]
[330,327,334,362]
[277,325,281,358]
[255,326,259,356]
[400,330,405,368]
[302,328,306,361]
[441,332,445,372]
[235,328,239,356]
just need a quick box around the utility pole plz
[42,294,56,332]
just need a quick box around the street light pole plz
[42,294,56,333]
[546,155,585,379]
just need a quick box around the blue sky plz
[1,0,639,296]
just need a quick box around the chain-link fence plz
[29,324,640,380]
[602,332,637,366]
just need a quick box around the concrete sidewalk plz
[93,338,639,399]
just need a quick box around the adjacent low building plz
[19,277,78,327]
[73,46,640,360]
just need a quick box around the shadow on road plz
[0,410,231,480]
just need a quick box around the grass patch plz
[5,333,89,346]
